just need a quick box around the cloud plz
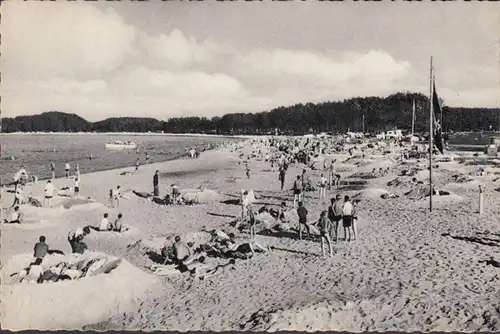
[2,2,494,122]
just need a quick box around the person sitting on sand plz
[68,226,91,251]
[99,213,112,231]
[4,206,23,224]
[342,196,354,242]
[72,236,88,255]
[34,235,49,260]
[219,233,267,260]
[113,213,124,232]
[171,236,191,265]
[74,177,80,197]
[44,180,55,206]
[297,201,311,240]
[317,210,333,257]
[18,258,44,283]
[278,202,289,224]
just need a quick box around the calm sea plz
[0,134,239,185]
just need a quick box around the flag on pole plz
[432,80,445,154]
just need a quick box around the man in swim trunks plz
[74,177,80,197]
[65,163,71,179]
[51,162,56,179]
[44,180,55,206]
[297,201,311,240]
[293,175,303,209]
[317,210,333,257]
[328,195,343,242]
[342,195,354,242]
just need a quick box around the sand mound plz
[349,172,379,180]
[1,253,156,330]
[181,189,222,204]
[353,188,389,200]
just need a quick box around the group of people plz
[296,195,359,257]
[152,170,181,205]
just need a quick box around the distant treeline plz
[2,92,499,134]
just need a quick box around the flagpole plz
[429,56,434,212]
[411,99,415,137]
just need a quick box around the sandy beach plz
[1,140,500,331]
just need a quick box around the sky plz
[1,1,499,122]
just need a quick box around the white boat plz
[105,141,137,150]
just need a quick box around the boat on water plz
[105,141,137,150]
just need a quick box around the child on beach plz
[113,213,123,232]
[65,163,71,179]
[297,202,311,240]
[99,213,112,231]
[44,180,55,206]
[317,210,333,257]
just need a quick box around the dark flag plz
[432,81,445,154]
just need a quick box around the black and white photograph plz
[1,0,499,331]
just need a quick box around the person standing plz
[279,168,286,192]
[65,163,71,179]
[248,204,256,239]
[145,152,150,164]
[351,200,359,241]
[297,201,311,240]
[12,185,23,208]
[75,164,80,178]
[51,162,56,179]
[74,177,80,197]
[44,180,55,206]
[342,196,354,242]
[328,196,342,242]
[317,210,333,257]
[114,186,122,208]
[135,157,140,173]
[153,170,160,197]
[293,175,303,208]
[318,174,328,200]
[171,184,180,205]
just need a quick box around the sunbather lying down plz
[10,255,121,284]
[200,232,267,260]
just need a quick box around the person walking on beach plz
[153,170,160,197]
[65,163,71,179]
[145,152,150,164]
[329,195,344,242]
[114,186,122,208]
[248,204,257,239]
[135,157,140,173]
[74,177,80,197]
[297,201,311,240]
[51,162,56,179]
[318,173,328,200]
[44,180,55,206]
[317,210,333,257]
[293,175,303,208]
[279,168,286,191]
[342,196,354,242]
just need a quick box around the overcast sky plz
[2,1,498,121]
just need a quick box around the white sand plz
[2,142,500,331]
